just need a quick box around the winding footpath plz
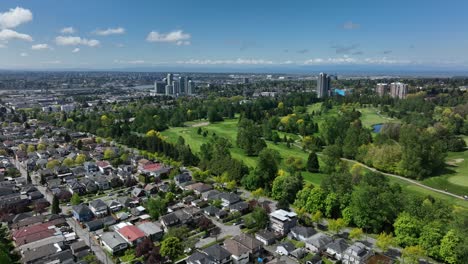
[340,157,465,200]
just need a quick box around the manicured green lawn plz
[357,107,399,129]
[161,118,317,171]
[421,151,468,196]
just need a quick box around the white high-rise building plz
[187,80,194,95]
[178,77,185,94]
[376,83,389,97]
[390,82,408,99]
[173,81,180,95]
[166,73,173,86]
[165,85,173,95]
[317,73,330,98]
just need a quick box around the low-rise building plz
[100,232,128,255]
[269,209,297,235]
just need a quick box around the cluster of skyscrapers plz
[317,72,331,98]
[376,82,408,99]
[153,73,195,96]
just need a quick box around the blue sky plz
[0,0,468,70]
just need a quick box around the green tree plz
[376,232,394,253]
[27,145,36,153]
[394,212,422,247]
[284,156,305,173]
[328,218,346,235]
[306,151,319,172]
[402,245,426,264]
[439,229,461,264]
[251,188,264,200]
[311,211,323,227]
[237,118,266,156]
[321,145,342,173]
[46,159,60,169]
[244,207,269,230]
[37,143,46,151]
[75,154,86,165]
[271,173,303,204]
[349,228,364,241]
[62,158,75,167]
[70,193,82,205]
[160,237,183,261]
[104,148,116,160]
[419,221,443,259]
[147,197,167,220]
[51,195,60,214]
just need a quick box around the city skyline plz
[1,0,468,71]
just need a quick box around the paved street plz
[12,159,114,264]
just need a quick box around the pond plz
[372,124,383,133]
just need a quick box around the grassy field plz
[161,118,322,182]
[422,151,468,196]
[357,107,399,129]
[162,104,468,210]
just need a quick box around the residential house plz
[224,233,263,264]
[93,176,110,190]
[85,219,104,231]
[269,209,298,235]
[218,193,241,208]
[174,173,192,186]
[202,189,221,201]
[203,205,221,217]
[325,238,349,261]
[229,201,249,214]
[255,230,276,246]
[185,182,213,195]
[100,232,128,255]
[131,187,146,198]
[84,162,99,174]
[203,244,232,264]
[96,161,112,175]
[116,225,146,246]
[89,199,109,218]
[68,180,86,195]
[72,204,94,222]
[342,242,373,264]
[137,222,164,241]
[107,200,123,212]
[291,248,308,259]
[276,242,295,256]
[70,240,89,258]
[290,226,317,242]
[81,178,99,193]
[305,233,333,253]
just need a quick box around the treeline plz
[293,168,468,263]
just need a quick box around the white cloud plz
[343,21,360,30]
[115,43,125,48]
[146,30,191,45]
[60,27,75,34]
[72,48,80,53]
[303,56,412,65]
[94,27,125,36]
[55,36,100,47]
[177,58,274,65]
[0,7,33,29]
[20,52,28,57]
[114,59,146,64]
[0,29,32,42]
[0,43,6,48]
[31,43,50,50]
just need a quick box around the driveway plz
[195,215,242,248]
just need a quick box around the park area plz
[161,103,468,210]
